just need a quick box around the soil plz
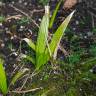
[0,0,96,96]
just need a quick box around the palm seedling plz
[22,0,75,71]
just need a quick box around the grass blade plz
[23,38,36,51]
[21,54,36,65]
[81,57,96,71]
[49,0,62,28]
[0,58,8,95]
[10,68,29,85]
[49,11,75,57]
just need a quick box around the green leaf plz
[43,11,75,63]
[0,58,8,95]
[49,11,75,56]
[49,0,62,28]
[10,68,29,85]
[23,38,36,51]
[36,6,49,70]
[21,54,36,65]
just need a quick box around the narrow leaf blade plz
[10,68,29,85]
[49,11,75,56]
[36,6,49,70]
[23,38,36,51]
[49,0,62,28]
[43,11,75,64]
[21,54,36,65]
[0,58,8,95]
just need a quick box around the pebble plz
[5,27,9,31]
[87,32,93,37]
[84,35,87,39]
[13,64,16,68]
[1,43,5,47]
[24,2,27,6]
[79,33,82,37]
[89,69,93,73]
[80,88,82,91]
[73,27,76,31]
[13,52,18,56]
[0,1,2,6]
[0,23,2,26]
[11,36,14,40]
[76,20,79,25]
[19,26,25,31]
[6,30,11,34]
[38,18,41,22]
[11,1,15,4]
[8,19,11,23]
[18,0,22,3]
[20,26,24,29]
[14,35,17,38]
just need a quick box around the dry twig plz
[10,87,43,94]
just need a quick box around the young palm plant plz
[22,3,75,71]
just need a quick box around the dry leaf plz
[63,0,77,9]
